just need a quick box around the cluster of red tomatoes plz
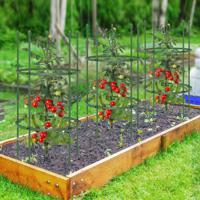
[31,121,51,143]
[154,67,180,84]
[98,79,127,120]
[24,96,65,143]
[98,109,112,120]
[99,79,127,97]
[32,130,47,143]
[44,98,65,118]
[155,94,167,104]
[152,67,180,104]
[24,96,65,118]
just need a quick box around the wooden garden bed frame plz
[1,114,200,199]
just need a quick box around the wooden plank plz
[79,114,95,122]
[190,104,200,109]
[68,133,164,196]
[0,155,70,200]
[0,134,28,146]
[69,144,143,196]
[141,136,161,160]
[161,115,200,150]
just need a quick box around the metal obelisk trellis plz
[16,31,80,174]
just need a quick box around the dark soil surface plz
[2,104,200,176]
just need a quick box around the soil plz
[1,104,200,176]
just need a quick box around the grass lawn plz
[0,132,199,199]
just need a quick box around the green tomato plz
[118,75,124,79]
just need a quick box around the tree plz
[152,0,160,28]
[61,0,67,34]
[50,0,57,40]
[152,0,168,28]
[50,0,67,55]
[189,0,197,29]
[160,0,168,27]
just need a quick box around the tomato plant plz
[22,36,77,159]
[90,27,133,124]
[147,25,190,109]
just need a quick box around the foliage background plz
[0,0,200,85]
[0,0,200,45]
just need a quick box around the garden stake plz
[86,24,89,127]
[95,24,99,136]
[130,24,133,135]
[152,26,155,119]
[76,32,80,156]
[136,25,140,130]
[67,31,72,174]
[28,30,32,162]
[16,31,20,158]
[144,20,147,112]
[182,22,185,118]
[188,24,191,108]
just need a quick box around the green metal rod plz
[16,31,20,158]
[130,24,133,134]
[144,20,147,112]
[188,24,191,107]
[95,24,99,136]
[76,32,80,156]
[182,23,185,118]
[86,24,89,125]
[136,25,140,129]
[152,26,155,118]
[28,30,31,162]
[67,31,72,172]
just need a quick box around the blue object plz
[184,95,200,105]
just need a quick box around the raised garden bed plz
[1,105,200,199]
[1,104,200,175]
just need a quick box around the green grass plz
[0,132,199,200]
[0,176,56,200]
